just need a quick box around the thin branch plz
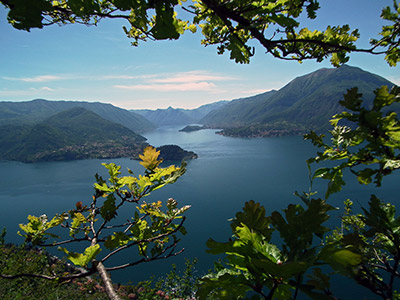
[181,6,197,15]
[388,253,400,298]
[0,269,94,282]
[292,273,302,300]
[0,273,58,280]
[92,12,131,21]
[101,217,185,263]
[356,265,387,298]
[372,248,394,273]
[265,279,279,300]
[122,214,148,234]
[38,237,89,247]
[105,241,184,272]
[102,219,134,230]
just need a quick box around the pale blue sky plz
[0,0,399,109]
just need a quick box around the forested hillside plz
[0,107,148,162]
[0,99,155,132]
[200,65,394,136]
[200,90,277,127]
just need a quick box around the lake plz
[0,126,398,298]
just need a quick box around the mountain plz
[0,107,148,162]
[133,101,228,126]
[0,99,155,132]
[200,90,277,127]
[200,65,394,136]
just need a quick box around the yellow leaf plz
[139,146,162,170]
[136,175,152,193]
[150,165,179,181]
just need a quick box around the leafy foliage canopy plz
[1,0,399,65]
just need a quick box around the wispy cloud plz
[0,87,57,97]
[114,82,217,92]
[39,87,57,92]
[2,70,236,85]
[102,75,139,80]
[101,74,159,80]
[2,75,64,82]
[113,70,235,92]
[150,71,236,83]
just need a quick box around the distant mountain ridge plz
[0,107,148,162]
[133,101,228,126]
[200,65,394,137]
[0,99,155,132]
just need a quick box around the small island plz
[156,145,198,161]
[179,125,205,132]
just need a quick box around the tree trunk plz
[96,261,122,300]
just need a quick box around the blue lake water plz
[0,126,398,299]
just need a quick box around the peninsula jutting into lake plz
[179,125,205,132]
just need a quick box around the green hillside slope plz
[200,91,277,127]
[0,99,155,132]
[201,65,394,136]
[0,107,148,162]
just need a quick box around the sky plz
[0,0,399,110]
